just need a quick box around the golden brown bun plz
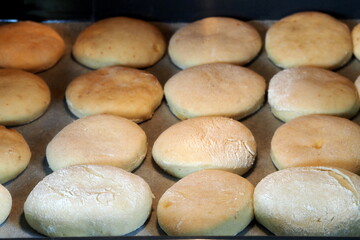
[164,63,266,120]
[0,21,65,73]
[0,184,11,225]
[168,17,262,69]
[157,169,254,236]
[0,126,31,184]
[152,116,257,178]
[352,23,360,60]
[271,114,360,173]
[24,165,153,237]
[0,69,51,126]
[65,66,163,123]
[268,66,359,122]
[46,114,147,172]
[72,17,166,69]
[266,11,352,69]
[254,166,360,236]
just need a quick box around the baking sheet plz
[1,19,360,238]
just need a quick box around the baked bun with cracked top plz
[268,66,359,122]
[46,114,147,172]
[254,166,360,236]
[0,126,31,184]
[271,114,360,173]
[24,165,153,237]
[266,11,352,69]
[0,21,65,73]
[72,17,166,69]
[164,63,266,120]
[168,17,262,69]
[65,66,163,123]
[157,169,254,236]
[0,69,51,126]
[0,184,11,225]
[152,116,256,178]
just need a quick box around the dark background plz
[1,0,360,22]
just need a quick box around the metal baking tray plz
[1,4,360,239]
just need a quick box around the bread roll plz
[0,21,65,73]
[24,165,153,237]
[0,69,51,126]
[46,114,147,172]
[271,114,360,173]
[266,11,352,69]
[164,63,266,120]
[254,166,360,236]
[157,169,254,236]
[73,17,166,69]
[65,66,163,123]
[352,23,360,61]
[0,126,31,184]
[268,66,359,122]
[0,184,11,225]
[152,116,256,178]
[355,75,360,97]
[168,17,262,69]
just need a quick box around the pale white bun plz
[65,66,163,123]
[254,166,360,236]
[352,23,360,60]
[0,184,11,225]
[0,126,31,184]
[46,114,147,172]
[0,69,51,126]
[268,66,360,122]
[157,169,254,236]
[271,114,360,173]
[168,17,262,69]
[152,116,257,178]
[0,21,65,73]
[24,165,153,237]
[72,17,166,69]
[164,63,266,120]
[266,11,352,69]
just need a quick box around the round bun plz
[46,114,147,172]
[355,75,360,97]
[24,165,153,237]
[157,169,254,236]
[271,114,360,173]
[164,63,266,120]
[0,69,51,126]
[0,184,11,225]
[168,17,262,69]
[0,126,31,184]
[268,66,360,122]
[0,21,65,73]
[254,166,360,236]
[266,11,352,69]
[72,17,166,69]
[352,23,360,61]
[65,66,163,123]
[152,116,257,178]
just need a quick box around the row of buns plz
[1,11,360,237]
[3,111,360,184]
[1,63,359,127]
[1,11,360,73]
